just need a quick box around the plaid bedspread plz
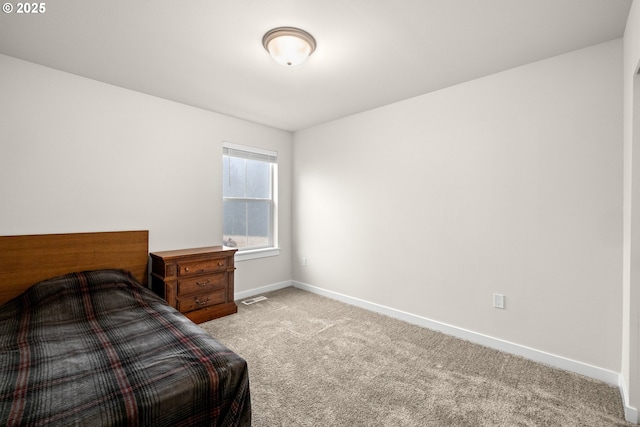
[0,269,251,427]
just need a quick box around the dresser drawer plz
[178,258,227,276]
[177,273,226,296]
[177,289,226,312]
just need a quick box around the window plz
[222,142,278,257]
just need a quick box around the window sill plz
[228,247,281,262]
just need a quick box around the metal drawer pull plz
[218,262,224,267]
[185,267,190,272]
[195,297,210,305]
[196,280,211,287]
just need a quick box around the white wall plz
[293,40,623,373]
[0,54,293,293]
[622,0,640,421]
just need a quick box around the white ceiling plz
[0,0,633,132]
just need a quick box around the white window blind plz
[223,146,277,164]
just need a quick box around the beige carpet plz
[201,287,631,426]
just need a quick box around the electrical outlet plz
[493,293,505,309]
[302,257,307,266]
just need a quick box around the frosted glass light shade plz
[262,27,316,67]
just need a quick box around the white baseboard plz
[234,280,292,301]
[291,280,619,386]
[620,374,639,424]
[234,279,637,424]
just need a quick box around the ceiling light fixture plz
[262,27,316,67]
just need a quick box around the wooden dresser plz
[150,246,238,324]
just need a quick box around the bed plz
[0,231,251,427]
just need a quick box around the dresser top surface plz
[150,246,237,259]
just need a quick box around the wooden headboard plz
[0,230,149,306]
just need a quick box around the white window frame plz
[222,141,280,262]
